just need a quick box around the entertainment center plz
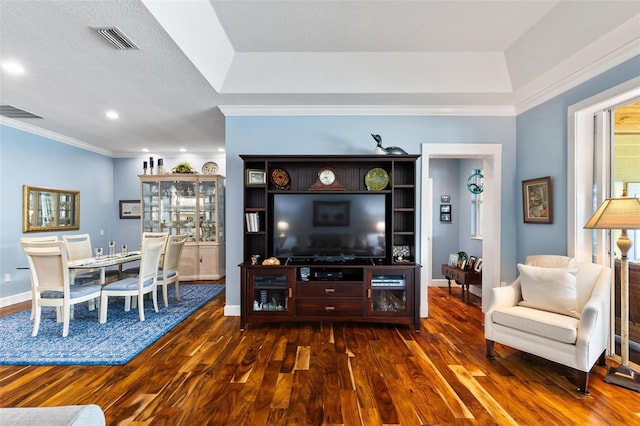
[239,154,421,330]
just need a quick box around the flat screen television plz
[272,193,387,262]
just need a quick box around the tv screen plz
[273,193,386,260]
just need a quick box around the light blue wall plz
[0,129,224,301]
[516,55,640,264]
[2,54,637,308]
[429,158,483,280]
[430,159,461,273]
[0,126,114,299]
[225,115,517,308]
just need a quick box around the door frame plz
[420,143,502,316]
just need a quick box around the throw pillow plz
[517,263,580,318]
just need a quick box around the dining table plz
[68,251,142,284]
[66,251,143,315]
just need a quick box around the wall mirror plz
[23,185,80,232]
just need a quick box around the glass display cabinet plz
[140,174,225,280]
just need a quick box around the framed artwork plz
[440,204,452,222]
[466,256,477,271]
[522,176,553,224]
[313,201,350,226]
[448,253,458,267]
[474,258,484,272]
[246,169,267,185]
[119,200,141,219]
[440,195,450,203]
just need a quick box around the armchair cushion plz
[493,306,579,344]
[517,264,580,318]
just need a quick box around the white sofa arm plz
[485,278,522,340]
[575,266,612,370]
[486,278,522,313]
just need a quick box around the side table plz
[441,264,482,303]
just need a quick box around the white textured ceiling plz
[0,0,638,157]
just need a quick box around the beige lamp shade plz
[584,197,640,230]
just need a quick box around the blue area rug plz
[0,284,224,366]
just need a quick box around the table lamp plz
[584,196,640,392]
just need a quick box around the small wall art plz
[440,204,452,222]
[522,176,553,224]
[119,200,141,219]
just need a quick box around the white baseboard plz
[430,278,450,287]
[224,304,240,317]
[0,291,31,308]
[430,278,482,297]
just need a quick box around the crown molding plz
[0,117,113,157]
[219,104,515,117]
[514,38,640,115]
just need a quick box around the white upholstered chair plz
[62,233,92,261]
[485,255,612,394]
[123,232,169,277]
[21,240,103,337]
[98,239,164,323]
[61,234,103,284]
[20,236,59,320]
[157,235,186,307]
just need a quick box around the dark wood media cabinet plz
[240,263,420,330]
[240,154,421,330]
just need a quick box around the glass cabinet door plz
[248,268,292,316]
[367,271,411,317]
[199,179,218,242]
[141,181,160,233]
[159,180,197,241]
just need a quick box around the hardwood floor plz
[1,285,639,425]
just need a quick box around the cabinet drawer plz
[296,282,362,298]
[296,299,364,316]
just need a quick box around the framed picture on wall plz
[440,204,452,222]
[522,176,553,224]
[119,200,141,219]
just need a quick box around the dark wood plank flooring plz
[1,285,639,425]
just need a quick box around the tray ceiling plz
[0,0,638,156]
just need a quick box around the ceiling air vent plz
[0,105,43,119]
[93,27,139,50]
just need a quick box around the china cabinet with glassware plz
[139,173,225,280]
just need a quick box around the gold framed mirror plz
[23,185,80,232]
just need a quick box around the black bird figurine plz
[371,134,408,155]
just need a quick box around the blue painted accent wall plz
[2,54,637,308]
[225,115,517,308]
[516,55,640,264]
[0,125,114,299]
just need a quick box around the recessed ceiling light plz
[2,61,25,75]
[141,148,149,153]
[218,148,225,152]
[105,110,119,120]
[179,148,187,152]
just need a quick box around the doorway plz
[568,76,640,363]
[420,143,502,316]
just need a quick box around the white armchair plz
[485,255,612,394]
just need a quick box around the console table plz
[441,264,482,303]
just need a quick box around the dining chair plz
[98,239,164,323]
[157,235,186,307]
[61,234,102,284]
[62,234,92,260]
[122,232,169,276]
[20,236,60,320]
[21,240,103,337]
